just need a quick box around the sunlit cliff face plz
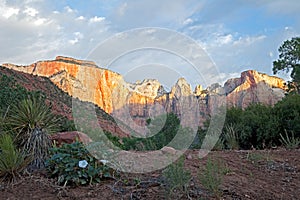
[3,56,287,128]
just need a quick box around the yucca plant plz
[223,124,239,150]
[0,134,31,182]
[279,130,300,149]
[7,97,59,170]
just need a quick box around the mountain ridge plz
[2,56,287,131]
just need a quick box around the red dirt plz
[1,149,299,200]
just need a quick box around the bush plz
[223,103,281,149]
[122,113,180,151]
[7,97,59,170]
[0,75,43,114]
[0,134,31,182]
[199,158,225,199]
[46,141,112,186]
[163,156,191,198]
[274,94,300,138]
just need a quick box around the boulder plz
[50,131,92,145]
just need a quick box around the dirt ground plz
[1,149,299,200]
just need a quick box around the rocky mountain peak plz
[170,78,193,97]
[127,79,164,98]
[1,57,289,129]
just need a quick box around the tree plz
[273,37,300,93]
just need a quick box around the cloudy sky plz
[1,0,299,89]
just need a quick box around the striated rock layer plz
[2,56,287,133]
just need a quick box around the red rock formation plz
[225,70,286,108]
[50,131,92,145]
[3,56,123,114]
[2,57,287,131]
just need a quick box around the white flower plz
[78,160,88,168]
[100,159,109,165]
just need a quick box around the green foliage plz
[104,131,123,149]
[7,97,59,170]
[279,130,300,149]
[223,104,280,149]
[0,75,43,114]
[0,134,31,182]
[46,141,112,186]
[199,158,225,199]
[273,37,300,93]
[163,156,191,198]
[274,94,300,138]
[56,117,76,132]
[122,113,180,151]
[223,124,239,150]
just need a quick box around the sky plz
[0,0,299,89]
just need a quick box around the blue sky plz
[0,0,299,88]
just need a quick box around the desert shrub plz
[279,130,300,149]
[163,156,191,198]
[104,131,123,149]
[223,103,281,149]
[274,94,300,138]
[199,158,225,199]
[0,75,44,115]
[7,97,59,170]
[46,141,112,186]
[0,134,31,182]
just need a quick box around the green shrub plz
[274,94,300,138]
[0,75,43,115]
[46,141,112,186]
[199,158,225,199]
[0,134,31,182]
[7,97,59,170]
[163,156,191,198]
[122,113,180,151]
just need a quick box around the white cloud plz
[183,18,193,25]
[34,18,47,26]
[117,2,127,16]
[269,52,273,58]
[68,32,84,45]
[0,0,299,85]
[217,34,233,45]
[64,6,74,13]
[111,0,202,29]
[76,16,85,21]
[89,16,105,23]
[0,1,19,19]
[23,6,38,17]
[233,35,266,46]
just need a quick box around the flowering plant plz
[46,141,111,186]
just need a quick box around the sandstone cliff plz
[2,57,287,132]
[224,70,286,108]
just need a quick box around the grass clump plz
[0,134,31,182]
[279,130,300,149]
[162,156,191,199]
[199,158,226,199]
